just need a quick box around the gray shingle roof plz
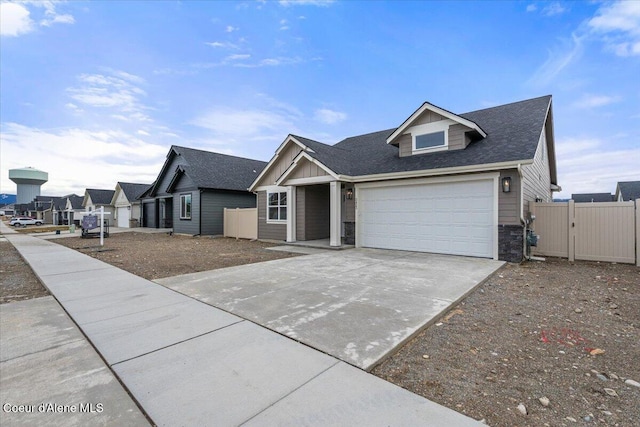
[171,146,267,192]
[288,95,552,177]
[617,181,640,201]
[68,194,83,209]
[86,189,115,205]
[118,182,151,202]
[571,193,614,203]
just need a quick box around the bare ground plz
[373,258,640,426]
[0,240,49,304]
[53,232,300,280]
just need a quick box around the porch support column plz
[330,181,341,247]
[286,186,296,243]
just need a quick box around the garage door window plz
[180,194,192,219]
[267,191,287,222]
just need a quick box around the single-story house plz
[615,181,640,202]
[571,193,614,203]
[250,95,560,262]
[141,145,267,235]
[111,182,150,228]
[52,194,84,225]
[82,189,116,226]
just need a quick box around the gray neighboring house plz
[571,193,614,203]
[111,182,150,228]
[82,189,116,226]
[141,145,267,236]
[250,95,561,262]
[615,181,640,202]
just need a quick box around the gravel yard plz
[373,258,639,427]
[0,240,49,304]
[53,232,300,280]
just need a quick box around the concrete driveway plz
[156,248,503,370]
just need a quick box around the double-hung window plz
[180,194,192,219]
[267,191,287,221]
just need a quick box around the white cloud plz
[225,54,251,61]
[40,13,74,27]
[206,41,239,49]
[542,2,567,17]
[588,1,640,57]
[528,33,584,86]
[314,108,347,125]
[554,137,640,198]
[66,71,151,121]
[280,19,289,30]
[0,123,167,195]
[137,130,150,136]
[226,25,238,32]
[190,108,294,138]
[572,94,621,109]
[0,2,34,37]
[526,4,537,13]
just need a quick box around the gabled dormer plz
[387,102,486,157]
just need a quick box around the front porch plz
[285,238,354,250]
[285,181,355,248]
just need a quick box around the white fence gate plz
[532,200,638,265]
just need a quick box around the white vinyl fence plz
[531,200,638,265]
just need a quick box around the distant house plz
[615,181,640,202]
[141,145,266,235]
[82,189,116,226]
[111,182,150,228]
[52,194,84,225]
[571,193,613,203]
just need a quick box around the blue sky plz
[1,0,639,199]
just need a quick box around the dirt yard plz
[0,240,49,304]
[53,232,300,280]
[373,258,639,427]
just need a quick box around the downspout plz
[198,189,202,236]
[517,163,529,260]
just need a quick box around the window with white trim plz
[415,131,445,150]
[180,194,192,219]
[267,191,287,221]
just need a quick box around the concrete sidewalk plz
[2,229,483,426]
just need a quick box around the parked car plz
[10,216,43,226]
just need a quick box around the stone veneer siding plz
[498,224,524,263]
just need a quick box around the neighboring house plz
[250,95,561,262]
[82,189,116,226]
[141,145,266,235]
[615,181,640,202]
[571,193,614,203]
[111,182,150,228]
[51,194,84,225]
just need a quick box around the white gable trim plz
[249,135,316,192]
[275,151,339,186]
[387,102,487,145]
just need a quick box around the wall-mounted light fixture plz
[501,177,511,193]
[346,188,354,200]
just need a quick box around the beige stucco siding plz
[522,127,552,214]
[288,158,329,180]
[257,191,286,240]
[498,169,521,225]
[254,143,302,188]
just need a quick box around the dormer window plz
[410,119,454,154]
[415,131,445,150]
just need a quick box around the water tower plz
[9,167,49,204]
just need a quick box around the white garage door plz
[358,179,495,258]
[117,207,129,228]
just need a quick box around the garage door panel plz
[358,179,494,258]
